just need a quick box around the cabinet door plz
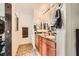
[35,35,39,49]
[46,39,56,56]
[38,36,42,54]
[47,46,56,56]
[41,38,47,56]
[46,39,55,49]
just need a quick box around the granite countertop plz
[36,34,56,42]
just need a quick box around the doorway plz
[5,3,12,56]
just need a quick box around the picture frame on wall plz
[16,14,19,31]
[22,27,28,38]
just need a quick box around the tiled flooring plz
[23,49,37,56]
[16,43,37,56]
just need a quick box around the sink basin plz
[45,36,55,40]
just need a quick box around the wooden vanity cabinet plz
[46,39,56,56]
[38,36,42,54]
[47,45,56,56]
[35,35,42,54]
[41,38,47,56]
[35,35,39,50]
[35,35,56,56]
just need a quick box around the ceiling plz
[15,3,43,15]
[15,3,43,9]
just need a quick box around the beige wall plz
[33,4,52,25]
[56,4,66,56]
[66,4,79,56]
[12,4,33,56]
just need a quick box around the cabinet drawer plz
[46,39,56,49]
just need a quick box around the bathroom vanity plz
[33,3,59,56]
[35,33,56,56]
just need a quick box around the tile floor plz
[16,43,37,56]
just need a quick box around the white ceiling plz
[15,3,43,15]
[15,3,42,9]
